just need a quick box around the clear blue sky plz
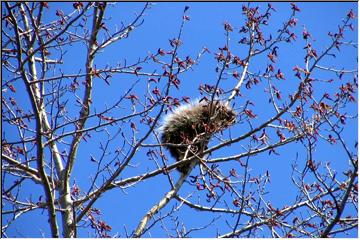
[2,2,358,237]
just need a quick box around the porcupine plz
[160,99,236,174]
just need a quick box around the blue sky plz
[2,2,358,237]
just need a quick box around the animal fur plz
[160,99,236,174]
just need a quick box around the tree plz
[2,2,358,238]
